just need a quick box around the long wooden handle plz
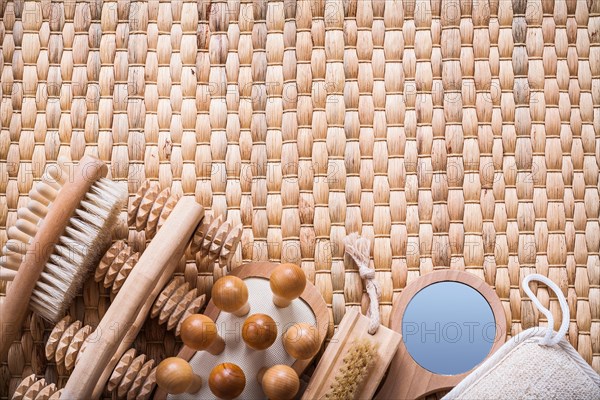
[62,196,204,399]
[0,156,108,359]
[91,249,187,398]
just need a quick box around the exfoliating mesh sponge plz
[443,328,600,400]
[444,274,600,400]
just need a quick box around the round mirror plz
[377,270,506,400]
[401,281,496,375]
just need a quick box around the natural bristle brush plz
[0,155,127,358]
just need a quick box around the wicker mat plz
[0,0,599,398]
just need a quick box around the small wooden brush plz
[0,155,127,358]
[325,339,378,400]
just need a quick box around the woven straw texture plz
[0,0,599,398]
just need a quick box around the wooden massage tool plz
[270,263,307,307]
[181,314,226,355]
[209,363,247,400]
[11,374,62,400]
[12,181,243,399]
[0,156,127,359]
[257,365,300,400]
[242,313,278,350]
[61,184,206,398]
[156,357,204,395]
[96,241,207,334]
[155,262,329,400]
[42,287,207,400]
[282,323,321,360]
[127,180,242,266]
[211,275,250,317]
[39,273,209,399]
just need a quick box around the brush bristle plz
[325,339,378,400]
[7,175,128,323]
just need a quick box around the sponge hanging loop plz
[522,274,570,347]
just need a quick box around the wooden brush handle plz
[0,156,108,359]
[62,196,204,399]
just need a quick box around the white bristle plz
[44,175,63,191]
[46,166,67,185]
[28,200,48,218]
[35,181,58,202]
[52,244,84,265]
[7,226,31,245]
[5,239,27,254]
[74,209,104,227]
[28,178,127,322]
[30,188,52,206]
[16,218,39,237]
[17,207,41,225]
[0,250,22,268]
[80,200,110,219]
[0,265,17,280]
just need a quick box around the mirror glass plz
[402,281,496,375]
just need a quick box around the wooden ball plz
[180,314,224,354]
[242,313,278,350]
[212,276,250,316]
[209,363,246,400]
[282,323,320,360]
[270,263,307,307]
[260,365,300,400]
[156,357,202,394]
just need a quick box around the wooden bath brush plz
[0,156,127,358]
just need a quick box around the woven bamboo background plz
[0,0,599,398]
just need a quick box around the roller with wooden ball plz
[212,276,250,317]
[242,313,278,350]
[209,363,246,400]
[257,365,300,400]
[270,263,307,307]
[156,357,203,395]
[180,314,225,355]
[282,322,320,360]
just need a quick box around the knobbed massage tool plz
[258,365,300,400]
[282,322,321,360]
[242,313,278,350]
[156,357,203,395]
[181,314,226,355]
[211,275,250,317]
[270,263,307,308]
[209,363,246,400]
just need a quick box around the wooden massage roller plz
[130,180,242,266]
[24,181,242,398]
[62,194,205,398]
[190,213,242,267]
[43,317,157,399]
[42,277,209,399]
[150,276,207,335]
[94,181,241,297]
[11,374,62,400]
[95,242,207,334]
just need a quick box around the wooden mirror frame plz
[155,262,329,399]
[377,270,507,400]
